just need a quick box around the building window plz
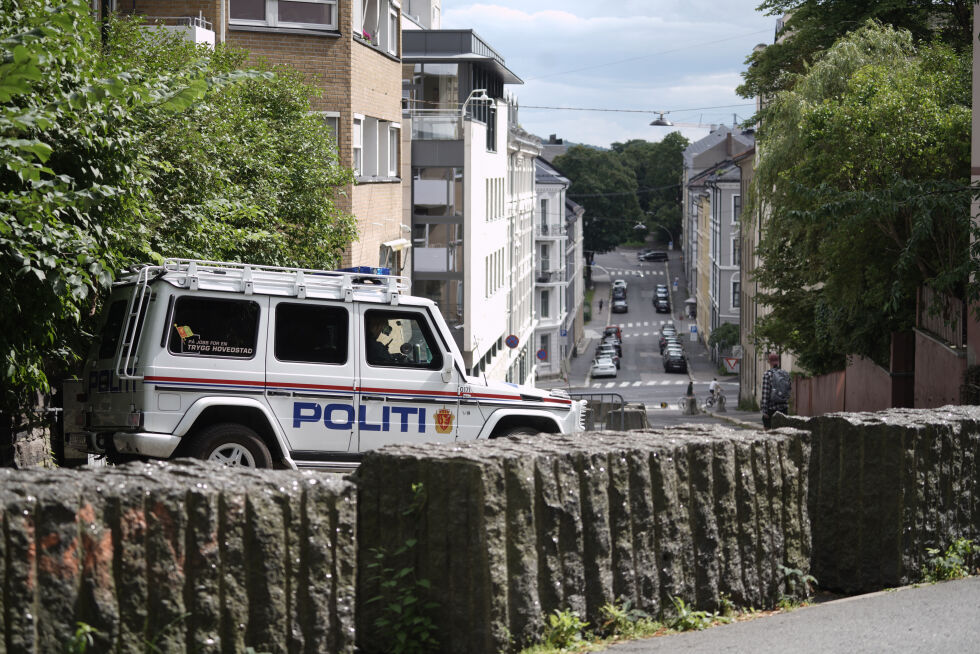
[413,223,463,273]
[732,237,740,267]
[354,0,399,51]
[732,276,741,309]
[540,290,550,318]
[733,194,741,223]
[317,111,339,153]
[230,0,338,30]
[387,123,400,176]
[387,2,399,55]
[412,167,462,216]
[539,334,549,361]
[352,116,363,176]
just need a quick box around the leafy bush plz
[924,538,977,582]
[541,609,589,649]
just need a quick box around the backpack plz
[770,369,791,406]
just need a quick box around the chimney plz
[726,132,733,156]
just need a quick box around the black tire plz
[497,426,540,438]
[188,422,273,468]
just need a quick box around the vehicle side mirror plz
[441,362,453,383]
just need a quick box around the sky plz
[440,1,778,148]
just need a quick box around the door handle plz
[362,395,387,402]
[267,390,291,397]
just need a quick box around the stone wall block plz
[332,480,358,653]
[112,481,149,653]
[920,423,942,557]
[0,502,6,654]
[711,439,745,606]
[649,443,690,608]
[244,486,291,654]
[3,487,38,653]
[35,478,83,651]
[625,449,659,615]
[503,454,541,649]
[750,440,776,600]
[554,455,586,617]
[575,451,613,622]
[688,439,720,608]
[733,441,761,607]
[606,448,636,605]
[75,492,119,650]
[218,490,249,653]
[533,456,564,614]
[144,484,188,653]
[478,457,511,654]
[184,485,222,653]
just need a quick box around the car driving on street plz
[590,357,618,378]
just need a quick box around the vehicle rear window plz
[168,297,260,359]
[275,303,349,365]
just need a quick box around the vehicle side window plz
[167,297,260,359]
[275,303,348,365]
[97,301,127,360]
[364,309,443,369]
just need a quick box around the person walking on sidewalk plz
[598,299,603,312]
[761,352,791,429]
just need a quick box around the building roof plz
[535,157,570,187]
[402,30,523,84]
[687,159,741,187]
[565,198,584,222]
[683,125,755,168]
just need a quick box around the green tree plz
[612,132,689,246]
[554,146,642,253]
[749,22,971,374]
[0,3,355,425]
[738,0,972,102]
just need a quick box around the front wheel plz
[188,423,273,468]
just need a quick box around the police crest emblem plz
[435,408,454,434]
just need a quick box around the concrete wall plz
[793,370,845,416]
[776,407,980,593]
[844,356,893,411]
[354,427,811,653]
[915,329,966,407]
[0,460,357,654]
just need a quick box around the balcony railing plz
[534,223,565,238]
[535,269,566,284]
[142,13,215,46]
[917,285,966,348]
[410,109,462,140]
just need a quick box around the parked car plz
[663,351,688,373]
[590,357,618,378]
[655,285,670,300]
[600,337,622,356]
[604,325,622,340]
[639,250,669,262]
[595,345,621,368]
[655,298,671,313]
[612,279,628,291]
[612,286,627,300]
[611,298,628,313]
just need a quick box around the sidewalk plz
[607,576,980,653]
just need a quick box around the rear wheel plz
[497,426,540,438]
[188,423,273,469]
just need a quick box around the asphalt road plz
[542,246,753,428]
[605,577,980,653]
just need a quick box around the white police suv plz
[66,259,586,470]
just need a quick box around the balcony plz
[535,268,566,284]
[534,223,565,238]
[410,109,462,141]
[143,13,215,47]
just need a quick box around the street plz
[543,246,754,428]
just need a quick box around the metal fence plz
[567,391,626,431]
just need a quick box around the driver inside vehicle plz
[366,313,401,365]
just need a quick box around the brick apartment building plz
[101,0,407,273]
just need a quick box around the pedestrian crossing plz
[605,269,667,278]
[593,380,688,389]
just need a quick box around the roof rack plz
[120,258,411,305]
